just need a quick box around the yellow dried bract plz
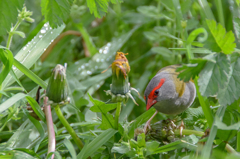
[112,52,130,79]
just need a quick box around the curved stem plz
[54,105,84,150]
[44,96,55,159]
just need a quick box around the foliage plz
[1,0,240,159]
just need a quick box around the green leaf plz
[137,6,163,19]
[137,133,146,147]
[153,137,197,154]
[25,96,46,122]
[41,0,71,28]
[2,22,65,89]
[177,58,207,82]
[88,94,114,129]
[128,108,156,138]
[63,139,77,159]
[77,128,117,159]
[206,19,236,54]
[0,49,13,85]
[151,47,173,61]
[0,150,37,159]
[99,113,115,130]
[86,0,109,18]
[13,59,48,89]
[90,103,117,113]
[0,0,24,36]
[22,109,45,152]
[198,53,231,97]
[217,57,240,105]
[0,93,27,113]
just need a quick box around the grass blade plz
[13,59,47,89]
[63,139,77,159]
[201,105,227,158]
[198,0,215,20]
[77,128,117,159]
[0,93,27,113]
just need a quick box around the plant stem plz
[174,129,204,137]
[6,19,22,49]
[54,105,84,150]
[214,0,225,28]
[114,102,121,130]
[44,96,55,159]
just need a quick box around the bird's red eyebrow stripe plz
[148,78,165,99]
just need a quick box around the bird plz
[143,65,196,134]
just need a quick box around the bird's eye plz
[154,90,159,95]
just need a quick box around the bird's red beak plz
[146,98,157,110]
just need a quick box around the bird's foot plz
[144,111,159,134]
[144,120,152,134]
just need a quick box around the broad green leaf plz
[217,57,240,105]
[2,22,65,89]
[88,94,114,129]
[90,103,117,113]
[41,0,71,28]
[0,49,13,85]
[198,53,231,97]
[77,128,117,159]
[145,141,160,155]
[0,0,24,36]
[206,19,236,54]
[99,113,115,130]
[177,58,207,82]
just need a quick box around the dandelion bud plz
[46,64,68,103]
